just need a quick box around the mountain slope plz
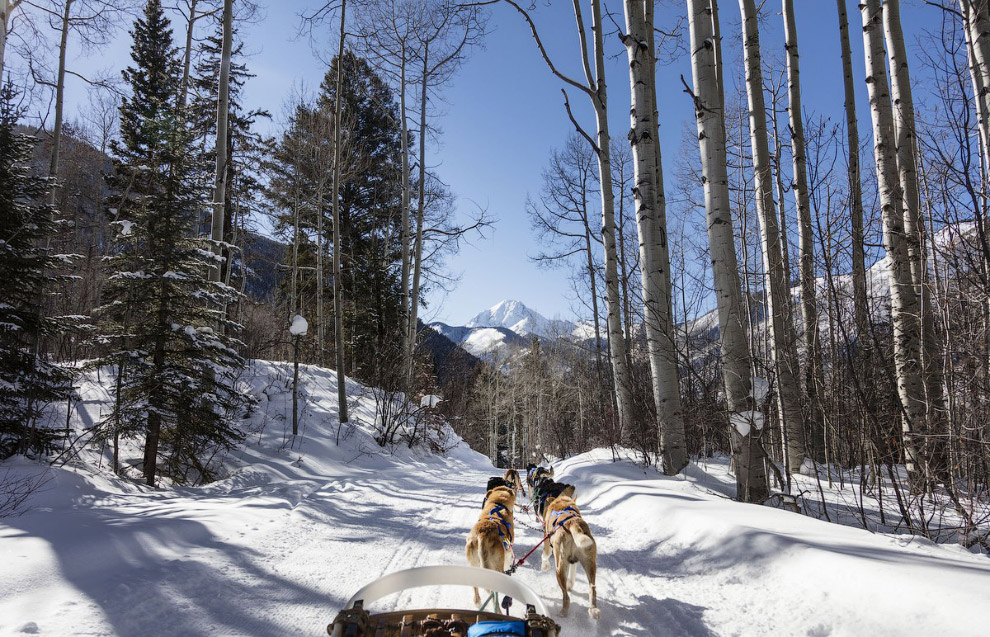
[466,300,576,339]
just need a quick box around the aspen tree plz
[331,0,348,422]
[0,1,24,81]
[884,0,948,473]
[782,0,824,459]
[860,0,927,485]
[836,0,870,345]
[502,0,636,444]
[209,0,232,282]
[622,0,688,473]
[739,0,805,473]
[687,0,768,501]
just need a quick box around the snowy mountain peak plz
[465,300,574,339]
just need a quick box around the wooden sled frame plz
[328,565,561,637]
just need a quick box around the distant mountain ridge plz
[430,300,589,361]
[465,300,578,339]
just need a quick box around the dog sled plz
[327,565,561,637]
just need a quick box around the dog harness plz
[549,505,580,532]
[488,504,513,551]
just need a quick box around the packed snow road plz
[2,363,989,635]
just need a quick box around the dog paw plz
[541,560,550,571]
[589,607,601,620]
[559,606,569,618]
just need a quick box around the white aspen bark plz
[960,0,990,395]
[179,0,199,110]
[331,0,349,423]
[399,50,412,374]
[961,0,990,171]
[622,0,688,474]
[408,39,429,383]
[884,0,947,470]
[291,193,300,316]
[882,0,924,288]
[782,0,825,460]
[209,0,233,282]
[860,0,926,483]
[687,0,768,502]
[317,184,326,363]
[739,0,805,473]
[962,0,990,167]
[836,0,870,343]
[587,0,636,448]
[0,1,24,82]
[48,0,73,207]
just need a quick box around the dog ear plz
[564,485,576,499]
[548,467,555,477]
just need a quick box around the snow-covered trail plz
[6,448,990,636]
[3,362,990,635]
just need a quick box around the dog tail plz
[568,522,594,550]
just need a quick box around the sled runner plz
[327,565,561,637]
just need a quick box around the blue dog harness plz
[549,505,580,531]
[488,503,513,551]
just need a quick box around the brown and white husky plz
[465,485,516,606]
[541,494,599,619]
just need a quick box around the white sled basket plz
[328,565,560,637]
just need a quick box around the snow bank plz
[2,365,988,635]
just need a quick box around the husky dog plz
[526,464,554,490]
[542,494,599,619]
[503,468,526,497]
[465,485,516,606]
[533,478,576,519]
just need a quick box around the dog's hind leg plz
[566,562,577,591]
[555,555,570,617]
[580,553,600,620]
[466,539,482,605]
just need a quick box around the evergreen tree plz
[0,83,73,459]
[267,51,404,385]
[96,0,244,486]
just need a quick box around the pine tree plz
[95,0,244,486]
[266,51,404,386]
[0,83,73,459]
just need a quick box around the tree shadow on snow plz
[5,503,339,636]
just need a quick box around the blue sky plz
[48,0,942,326]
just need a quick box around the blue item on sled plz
[467,620,527,636]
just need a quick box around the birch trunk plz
[836,0,870,345]
[621,0,688,474]
[687,0,768,502]
[883,0,947,472]
[331,0,349,423]
[739,0,805,473]
[782,0,825,460]
[209,0,233,282]
[860,0,926,484]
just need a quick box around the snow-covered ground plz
[2,361,989,635]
